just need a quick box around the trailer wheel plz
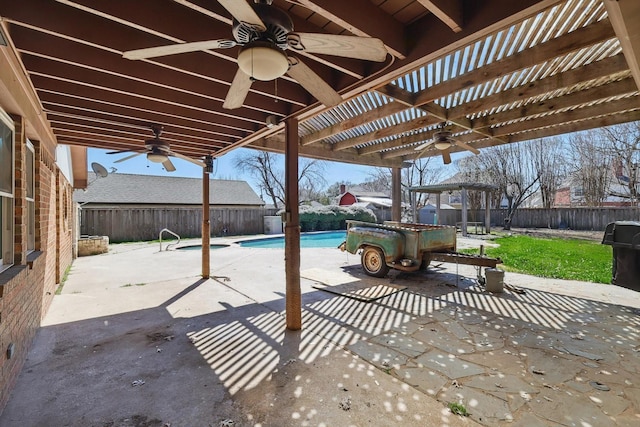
[361,246,389,277]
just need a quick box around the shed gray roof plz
[74,173,264,206]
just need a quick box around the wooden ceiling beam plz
[353,123,485,160]
[82,0,371,80]
[508,109,640,143]
[416,0,463,33]
[300,101,407,145]
[50,123,227,150]
[250,135,403,168]
[474,77,639,129]
[332,114,440,151]
[492,96,640,137]
[357,131,436,156]
[37,90,251,140]
[604,0,640,90]
[447,53,630,120]
[355,0,564,92]
[9,25,298,117]
[414,18,616,106]
[377,81,506,145]
[57,136,206,158]
[47,113,237,144]
[22,57,262,130]
[45,108,242,141]
[55,131,225,154]
[292,0,406,59]
[3,2,344,109]
[463,109,640,149]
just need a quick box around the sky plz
[87,147,390,196]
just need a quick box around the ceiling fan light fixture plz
[238,41,289,81]
[434,140,452,150]
[147,152,168,163]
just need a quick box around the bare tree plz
[365,158,445,206]
[402,158,445,206]
[527,138,567,208]
[598,121,640,205]
[458,143,540,229]
[567,132,612,206]
[361,169,391,193]
[234,150,327,207]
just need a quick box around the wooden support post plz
[284,118,301,331]
[202,165,210,279]
[435,192,441,225]
[411,190,417,223]
[392,167,402,222]
[461,187,468,237]
[485,190,491,234]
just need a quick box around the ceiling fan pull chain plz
[274,78,278,103]
[251,47,255,80]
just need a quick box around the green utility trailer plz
[339,220,500,277]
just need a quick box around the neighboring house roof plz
[420,202,455,210]
[356,196,393,208]
[556,172,637,205]
[346,186,389,198]
[74,173,264,206]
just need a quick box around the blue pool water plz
[238,231,347,249]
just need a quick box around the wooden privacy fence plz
[80,207,279,242]
[436,207,640,231]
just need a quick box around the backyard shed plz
[410,183,497,236]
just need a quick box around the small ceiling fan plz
[107,125,205,172]
[414,123,480,164]
[122,0,388,110]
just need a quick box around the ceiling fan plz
[107,125,205,172]
[122,0,388,110]
[414,123,480,164]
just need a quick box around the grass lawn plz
[465,235,612,284]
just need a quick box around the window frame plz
[0,107,15,271]
[26,139,35,253]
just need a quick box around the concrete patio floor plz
[1,236,639,427]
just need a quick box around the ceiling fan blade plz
[442,149,452,165]
[288,33,387,62]
[123,39,236,60]
[114,152,144,163]
[162,158,177,172]
[286,58,342,107]
[413,140,435,160]
[218,0,266,31]
[106,149,136,155]
[414,140,434,151]
[453,139,480,155]
[223,68,253,109]
[171,152,206,168]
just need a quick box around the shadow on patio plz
[1,248,638,427]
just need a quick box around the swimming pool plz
[238,231,347,249]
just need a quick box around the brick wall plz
[0,116,75,412]
[57,172,74,285]
[39,143,58,316]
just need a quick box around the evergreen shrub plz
[292,205,377,232]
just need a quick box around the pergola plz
[1,0,639,330]
[409,183,498,236]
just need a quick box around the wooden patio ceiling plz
[1,0,639,169]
